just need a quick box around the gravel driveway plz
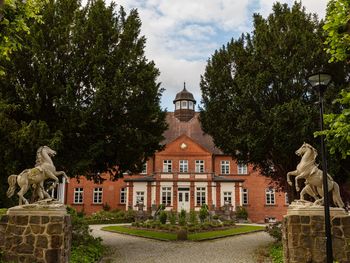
[90,224,273,263]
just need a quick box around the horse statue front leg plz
[45,170,60,190]
[54,171,70,183]
[294,174,305,192]
[287,170,298,186]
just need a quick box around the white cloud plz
[82,0,329,110]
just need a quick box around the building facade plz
[65,87,288,223]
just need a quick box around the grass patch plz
[188,225,264,241]
[103,225,177,241]
[102,225,264,241]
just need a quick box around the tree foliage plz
[200,2,350,189]
[319,0,350,160]
[324,0,350,63]
[0,0,45,75]
[0,0,167,206]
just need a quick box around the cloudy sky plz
[98,0,329,110]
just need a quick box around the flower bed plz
[85,210,136,224]
[131,220,236,233]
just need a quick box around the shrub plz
[269,243,283,263]
[236,206,248,220]
[178,209,187,226]
[159,211,167,224]
[67,207,104,263]
[212,214,219,220]
[189,210,198,225]
[266,222,282,242]
[102,203,111,211]
[168,211,177,225]
[199,204,209,223]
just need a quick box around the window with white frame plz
[242,188,248,205]
[179,160,188,173]
[141,163,147,174]
[196,187,206,206]
[176,101,180,110]
[265,188,275,205]
[223,192,232,204]
[189,101,194,110]
[181,100,188,109]
[237,163,248,174]
[162,187,172,206]
[221,160,230,174]
[285,192,289,205]
[163,160,172,172]
[93,187,103,204]
[195,160,205,173]
[74,188,83,204]
[136,191,144,204]
[120,187,126,204]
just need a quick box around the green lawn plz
[102,225,177,241]
[102,225,265,241]
[188,225,265,241]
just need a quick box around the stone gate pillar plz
[282,202,349,263]
[0,203,71,263]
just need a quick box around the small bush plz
[168,211,177,225]
[178,209,187,226]
[199,204,209,223]
[102,203,111,211]
[236,206,248,220]
[189,210,198,225]
[269,243,283,263]
[212,214,219,220]
[266,222,282,242]
[159,211,167,224]
[67,207,104,263]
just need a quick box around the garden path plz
[90,224,273,263]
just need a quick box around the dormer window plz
[181,101,188,109]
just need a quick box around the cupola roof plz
[173,83,196,103]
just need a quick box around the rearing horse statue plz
[287,142,344,207]
[6,146,70,205]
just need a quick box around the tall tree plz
[200,2,350,193]
[0,0,167,207]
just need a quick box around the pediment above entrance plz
[158,134,211,156]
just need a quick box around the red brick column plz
[147,182,152,212]
[173,182,178,212]
[216,182,221,209]
[155,181,160,206]
[128,182,133,210]
[190,181,195,210]
[235,182,240,208]
[208,182,213,210]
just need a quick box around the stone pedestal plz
[0,201,71,263]
[282,201,349,263]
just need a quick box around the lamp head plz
[307,73,332,94]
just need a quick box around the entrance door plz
[178,187,190,211]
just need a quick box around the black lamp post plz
[307,72,333,263]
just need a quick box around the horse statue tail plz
[7,175,17,198]
[332,182,344,208]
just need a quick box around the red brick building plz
[64,87,288,223]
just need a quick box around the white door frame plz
[178,187,190,211]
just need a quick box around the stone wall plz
[0,214,71,263]
[282,214,350,263]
